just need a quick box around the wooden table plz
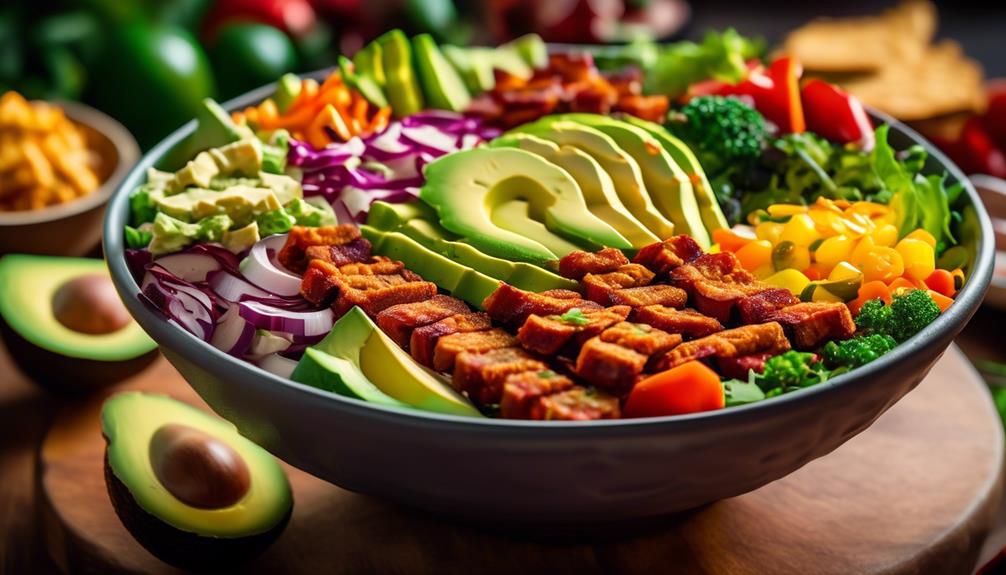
[2,321,1006,574]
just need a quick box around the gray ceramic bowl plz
[0,101,139,256]
[103,76,995,524]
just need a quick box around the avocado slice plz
[503,33,547,69]
[491,134,658,248]
[442,44,495,94]
[302,307,482,417]
[352,41,385,87]
[338,56,388,108]
[511,120,676,240]
[623,115,729,233]
[361,225,502,307]
[412,33,470,112]
[0,255,157,391]
[419,147,633,266]
[376,30,424,117]
[102,392,292,570]
[273,73,301,113]
[482,46,532,79]
[192,99,253,150]
[549,114,711,247]
[293,346,411,408]
[365,202,578,294]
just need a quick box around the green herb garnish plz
[559,308,590,326]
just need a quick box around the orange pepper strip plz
[712,228,753,253]
[928,290,953,312]
[848,280,891,316]
[369,107,392,133]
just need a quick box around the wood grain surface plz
[29,345,1004,575]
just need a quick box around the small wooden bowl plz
[0,101,139,256]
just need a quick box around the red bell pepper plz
[801,79,875,150]
[202,0,317,41]
[685,56,806,135]
[983,80,1006,152]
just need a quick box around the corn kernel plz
[895,238,936,281]
[736,240,773,272]
[755,222,783,244]
[763,269,811,296]
[828,261,862,281]
[861,247,905,283]
[767,204,809,217]
[870,224,899,247]
[848,235,877,268]
[904,229,937,248]
[779,214,821,246]
[815,235,854,270]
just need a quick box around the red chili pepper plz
[801,79,875,150]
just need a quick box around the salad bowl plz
[103,71,995,524]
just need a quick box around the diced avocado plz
[169,139,263,194]
[442,45,495,93]
[0,256,157,391]
[102,392,291,570]
[412,33,471,112]
[303,307,482,417]
[504,33,547,69]
[273,73,301,113]
[293,347,409,407]
[511,119,676,239]
[365,201,579,293]
[352,41,385,87]
[419,147,632,266]
[624,115,729,233]
[191,99,254,151]
[156,186,284,224]
[484,46,531,79]
[551,114,711,247]
[491,134,658,248]
[221,221,260,254]
[338,55,388,108]
[377,30,424,117]
[361,225,502,307]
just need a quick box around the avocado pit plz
[149,423,251,509]
[52,274,131,335]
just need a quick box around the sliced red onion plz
[153,252,222,283]
[257,353,299,378]
[210,305,255,357]
[400,124,462,154]
[237,300,334,337]
[240,234,302,297]
[141,273,215,340]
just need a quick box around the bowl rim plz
[103,70,996,433]
[0,99,140,226]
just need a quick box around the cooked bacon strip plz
[500,371,575,419]
[303,237,372,267]
[336,257,407,276]
[632,235,703,276]
[583,263,655,303]
[530,387,620,420]
[737,288,799,324]
[517,306,630,355]
[453,348,547,406]
[574,337,648,392]
[558,247,630,280]
[765,302,855,350]
[598,322,682,357]
[632,305,724,338]
[717,352,776,380]
[668,252,769,323]
[278,224,361,273]
[432,328,517,372]
[331,281,438,319]
[483,283,600,327]
[376,295,470,348]
[300,259,342,307]
[654,321,790,371]
[410,312,491,368]
[602,285,688,309]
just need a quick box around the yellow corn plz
[763,269,811,296]
[736,240,773,273]
[848,235,876,268]
[779,214,821,246]
[895,238,936,281]
[861,247,905,283]
[828,261,862,281]
[755,222,784,244]
[814,235,853,270]
[767,204,808,217]
[870,224,899,247]
[904,229,937,248]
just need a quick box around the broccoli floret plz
[670,95,767,169]
[758,351,828,395]
[855,290,941,343]
[822,334,897,369]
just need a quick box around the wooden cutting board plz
[37,346,1004,575]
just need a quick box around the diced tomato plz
[924,269,956,297]
[801,79,875,150]
[622,361,725,418]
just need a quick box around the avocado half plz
[102,392,293,570]
[0,255,158,392]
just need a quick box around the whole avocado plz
[208,22,299,101]
[88,23,215,149]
